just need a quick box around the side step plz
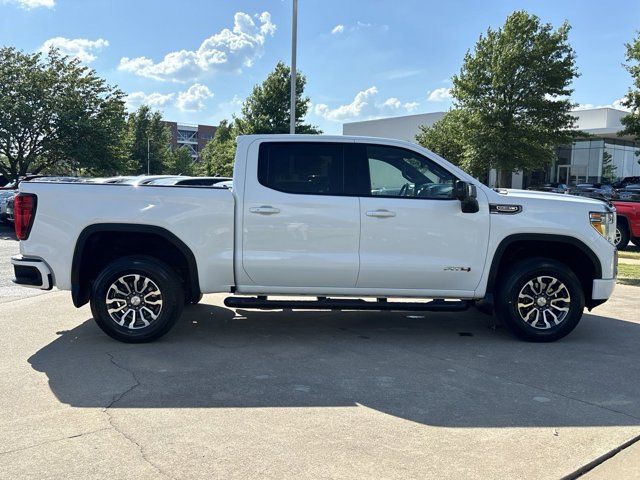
[224,296,469,312]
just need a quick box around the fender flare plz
[71,223,200,307]
[485,233,603,294]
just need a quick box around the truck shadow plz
[28,303,640,428]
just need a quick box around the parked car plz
[612,176,640,189]
[568,183,617,201]
[1,193,15,224]
[0,190,15,223]
[534,183,569,194]
[12,135,617,343]
[613,198,640,250]
[145,176,233,187]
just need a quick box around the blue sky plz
[1,0,638,134]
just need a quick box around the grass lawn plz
[619,248,640,261]
[617,263,640,287]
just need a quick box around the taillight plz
[14,193,37,240]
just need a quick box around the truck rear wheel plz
[495,258,585,342]
[90,256,184,343]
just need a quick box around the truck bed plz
[18,182,236,293]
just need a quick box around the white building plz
[343,107,639,188]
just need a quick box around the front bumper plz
[592,278,616,300]
[11,255,53,290]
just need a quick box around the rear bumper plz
[11,255,53,290]
[592,278,616,300]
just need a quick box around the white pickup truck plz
[11,135,617,343]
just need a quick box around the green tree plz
[166,146,195,176]
[601,150,617,183]
[451,11,579,187]
[620,31,640,162]
[198,120,236,177]
[415,109,471,171]
[0,47,128,182]
[125,105,172,174]
[236,61,320,135]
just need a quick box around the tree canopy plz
[166,146,195,176]
[197,120,236,177]
[419,11,580,187]
[236,61,320,135]
[199,62,321,178]
[125,105,172,175]
[0,47,128,182]
[620,31,640,155]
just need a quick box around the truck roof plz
[237,134,419,147]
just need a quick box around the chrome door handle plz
[250,205,281,215]
[366,209,396,218]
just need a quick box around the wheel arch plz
[486,234,602,308]
[71,223,200,307]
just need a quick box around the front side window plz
[258,142,344,195]
[366,145,456,199]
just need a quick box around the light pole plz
[147,138,150,175]
[290,0,298,134]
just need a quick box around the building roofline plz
[343,111,446,126]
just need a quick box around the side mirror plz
[454,180,479,213]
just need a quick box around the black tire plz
[615,223,630,251]
[495,258,585,342]
[90,255,184,343]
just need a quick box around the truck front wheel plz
[495,258,585,342]
[90,256,184,343]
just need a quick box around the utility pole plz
[147,138,150,175]
[289,0,298,134]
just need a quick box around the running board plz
[224,296,469,312]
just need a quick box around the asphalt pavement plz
[0,231,639,479]
[0,223,46,304]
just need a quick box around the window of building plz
[365,145,456,199]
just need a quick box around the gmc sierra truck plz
[11,135,617,343]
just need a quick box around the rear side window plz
[258,142,344,195]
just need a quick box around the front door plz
[357,144,490,294]
[241,141,361,288]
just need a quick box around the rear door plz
[241,140,361,288]
[356,143,489,294]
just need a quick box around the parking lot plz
[1,222,639,479]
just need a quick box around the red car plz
[614,199,640,250]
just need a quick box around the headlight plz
[590,211,616,244]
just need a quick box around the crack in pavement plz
[0,427,112,456]
[103,352,175,480]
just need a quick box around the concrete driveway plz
[1,228,639,479]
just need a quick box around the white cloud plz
[427,87,452,102]
[331,24,344,34]
[39,37,108,63]
[574,97,630,112]
[125,92,175,111]
[118,11,276,82]
[3,0,54,9]
[314,87,419,122]
[403,101,420,113]
[176,84,214,111]
[124,84,214,112]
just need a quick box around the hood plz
[490,188,609,207]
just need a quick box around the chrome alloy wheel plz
[517,276,571,330]
[106,274,163,330]
[614,228,622,246]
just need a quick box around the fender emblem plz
[444,266,471,272]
